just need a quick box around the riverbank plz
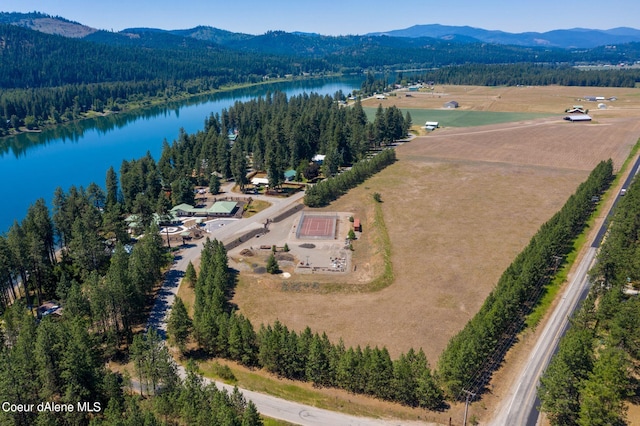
[1,74,346,140]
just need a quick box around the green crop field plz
[364,107,554,128]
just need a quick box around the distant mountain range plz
[3,11,640,51]
[367,24,640,48]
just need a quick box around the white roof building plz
[251,177,270,185]
[564,115,592,122]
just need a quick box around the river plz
[0,76,364,233]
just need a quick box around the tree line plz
[0,86,411,422]
[539,169,640,425]
[304,148,397,207]
[0,23,324,136]
[156,92,408,194]
[171,238,445,410]
[417,63,640,88]
[437,159,614,398]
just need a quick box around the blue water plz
[0,77,363,233]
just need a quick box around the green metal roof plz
[171,203,197,213]
[207,201,237,214]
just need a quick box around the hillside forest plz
[2,18,640,137]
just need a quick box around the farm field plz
[230,85,640,422]
[368,108,554,128]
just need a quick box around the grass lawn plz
[364,107,553,128]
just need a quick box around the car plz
[620,188,627,196]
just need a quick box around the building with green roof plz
[170,201,238,217]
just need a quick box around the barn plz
[564,115,592,122]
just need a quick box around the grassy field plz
[227,84,640,424]
[364,107,553,128]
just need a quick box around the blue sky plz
[6,0,640,35]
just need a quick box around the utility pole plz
[462,389,476,426]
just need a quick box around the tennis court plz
[296,213,337,239]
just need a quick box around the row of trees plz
[538,171,640,425]
[174,238,445,409]
[304,148,397,207]
[437,159,614,398]
[256,321,443,409]
[418,63,640,88]
[0,180,261,425]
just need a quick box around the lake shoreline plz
[1,74,348,140]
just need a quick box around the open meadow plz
[228,85,640,421]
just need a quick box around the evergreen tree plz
[184,260,197,288]
[168,296,192,354]
[266,253,279,274]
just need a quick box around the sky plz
[5,0,640,35]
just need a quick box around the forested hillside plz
[0,24,324,136]
[3,12,640,137]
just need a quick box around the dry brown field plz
[230,85,640,423]
[368,84,640,116]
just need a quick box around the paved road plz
[492,247,597,426]
[492,153,640,425]
[146,189,428,425]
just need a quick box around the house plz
[38,301,63,319]
[425,121,439,128]
[284,169,297,181]
[565,106,587,114]
[444,101,459,108]
[251,177,270,186]
[171,203,199,216]
[207,201,238,217]
[375,94,386,100]
[312,154,326,164]
[171,201,238,217]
